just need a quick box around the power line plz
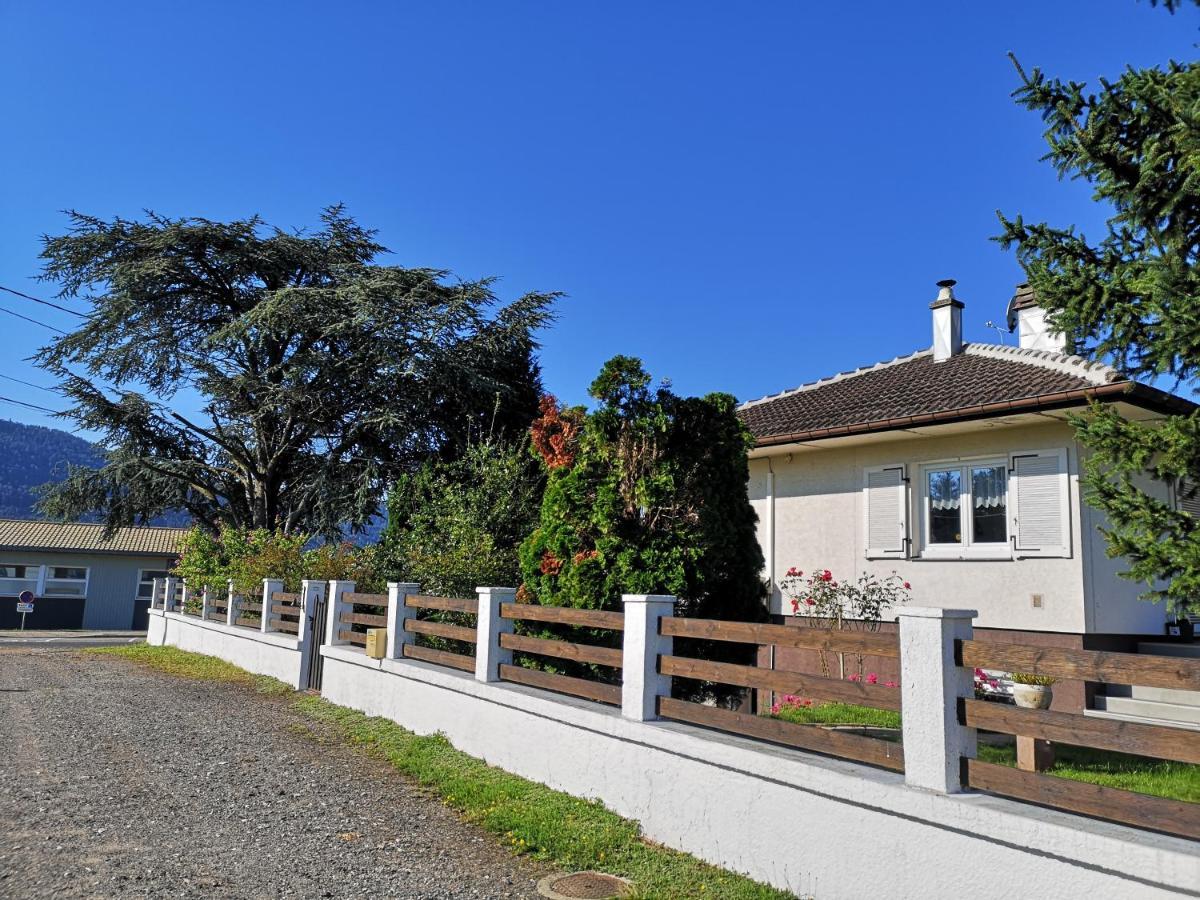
[0,304,68,334]
[0,394,62,415]
[0,372,58,393]
[0,285,87,318]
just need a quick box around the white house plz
[738,280,1192,642]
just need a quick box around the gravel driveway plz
[0,647,548,899]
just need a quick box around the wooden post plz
[1016,735,1055,772]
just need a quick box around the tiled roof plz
[0,519,187,557]
[736,343,1180,446]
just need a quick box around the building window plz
[44,565,89,597]
[0,564,39,594]
[137,569,170,599]
[922,460,1009,558]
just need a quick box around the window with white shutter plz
[864,465,908,558]
[1176,478,1200,519]
[1009,449,1071,558]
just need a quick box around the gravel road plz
[0,647,548,899]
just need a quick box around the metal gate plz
[304,591,327,691]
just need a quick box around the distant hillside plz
[0,419,102,519]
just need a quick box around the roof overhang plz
[747,382,1193,458]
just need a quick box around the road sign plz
[17,590,34,628]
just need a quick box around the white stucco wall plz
[749,420,1169,634]
[147,609,305,688]
[319,647,1198,900]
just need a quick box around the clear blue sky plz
[1,1,1196,434]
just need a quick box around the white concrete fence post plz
[385,582,422,659]
[163,576,178,612]
[261,578,285,634]
[150,577,163,610]
[326,580,356,648]
[475,586,516,683]
[226,579,240,627]
[179,580,191,614]
[897,607,978,794]
[200,585,211,619]
[621,594,676,721]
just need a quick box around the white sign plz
[16,601,33,613]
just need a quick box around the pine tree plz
[996,2,1200,614]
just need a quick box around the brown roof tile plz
[738,344,1135,445]
[0,519,187,557]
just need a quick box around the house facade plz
[737,281,1193,701]
[0,519,186,630]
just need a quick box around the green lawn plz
[91,644,792,900]
[768,699,1200,804]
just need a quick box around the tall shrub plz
[520,356,767,625]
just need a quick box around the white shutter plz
[864,465,908,558]
[1010,449,1071,557]
[1176,478,1200,518]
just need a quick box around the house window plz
[137,569,170,599]
[922,460,1009,558]
[44,565,89,597]
[0,564,39,594]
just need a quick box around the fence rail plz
[958,640,1200,691]
[401,591,479,668]
[497,602,624,703]
[499,663,622,705]
[662,617,899,657]
[500,602,624,631]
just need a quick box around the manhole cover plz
[536,870,634,899]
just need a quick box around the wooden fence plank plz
[403,643,476,672]
[406,594,478,614]
[960,699,1200,766]
[271,619,300,634]
[498,663,621,705]
[659,655,902,711]
[271,603,301,616]
[658,697,905,772]
[339,611,387,628]
[499,632,622,668]
[240,601,263,613]
[270,591,300,603]
[345,592,388,606]
[205,612,226,622]
[338,629,367,646]
[404,618,477,644]
[959,641,1200,692]
[235,616,259,628]
[499,603,624,631]
[661,617,899,657]
[964,759,1200,841]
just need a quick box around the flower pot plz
[1012,683,1053,710]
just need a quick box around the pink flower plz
[883,681,898,688]
[790,598,799,612]
[821,570,832,582]
[848,673,862,682]
[804,598,815,607]
[903,581,911,590]
[866,673,879,685]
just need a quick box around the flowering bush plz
[779,567,911,631]
[973,667,1010,701]
[846,672,898,687]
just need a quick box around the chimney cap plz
[930,277,964,310]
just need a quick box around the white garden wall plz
[319,646,1198,900]
[147,608,306,688]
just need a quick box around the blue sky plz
[0,1,1195,434]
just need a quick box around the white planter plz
[1012,683,1053,709]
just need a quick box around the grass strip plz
[90,644,793,899]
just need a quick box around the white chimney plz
[930,278,963,362]
[1007,283,1071,354]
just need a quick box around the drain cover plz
[536,871,634,899]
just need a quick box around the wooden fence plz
[957,640,1200,841]
[497,603,624,705]
[402,593,479,671]
[657,617,905,772]
[337,592,388,646]
[268,591,303,634]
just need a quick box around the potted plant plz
[1010,673,1055,709]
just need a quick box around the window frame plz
[136,568,170,600]
[918,455,1013,560]
[43,563,90,598]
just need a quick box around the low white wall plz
[147,608,305,688]
[320,646,1199,900]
